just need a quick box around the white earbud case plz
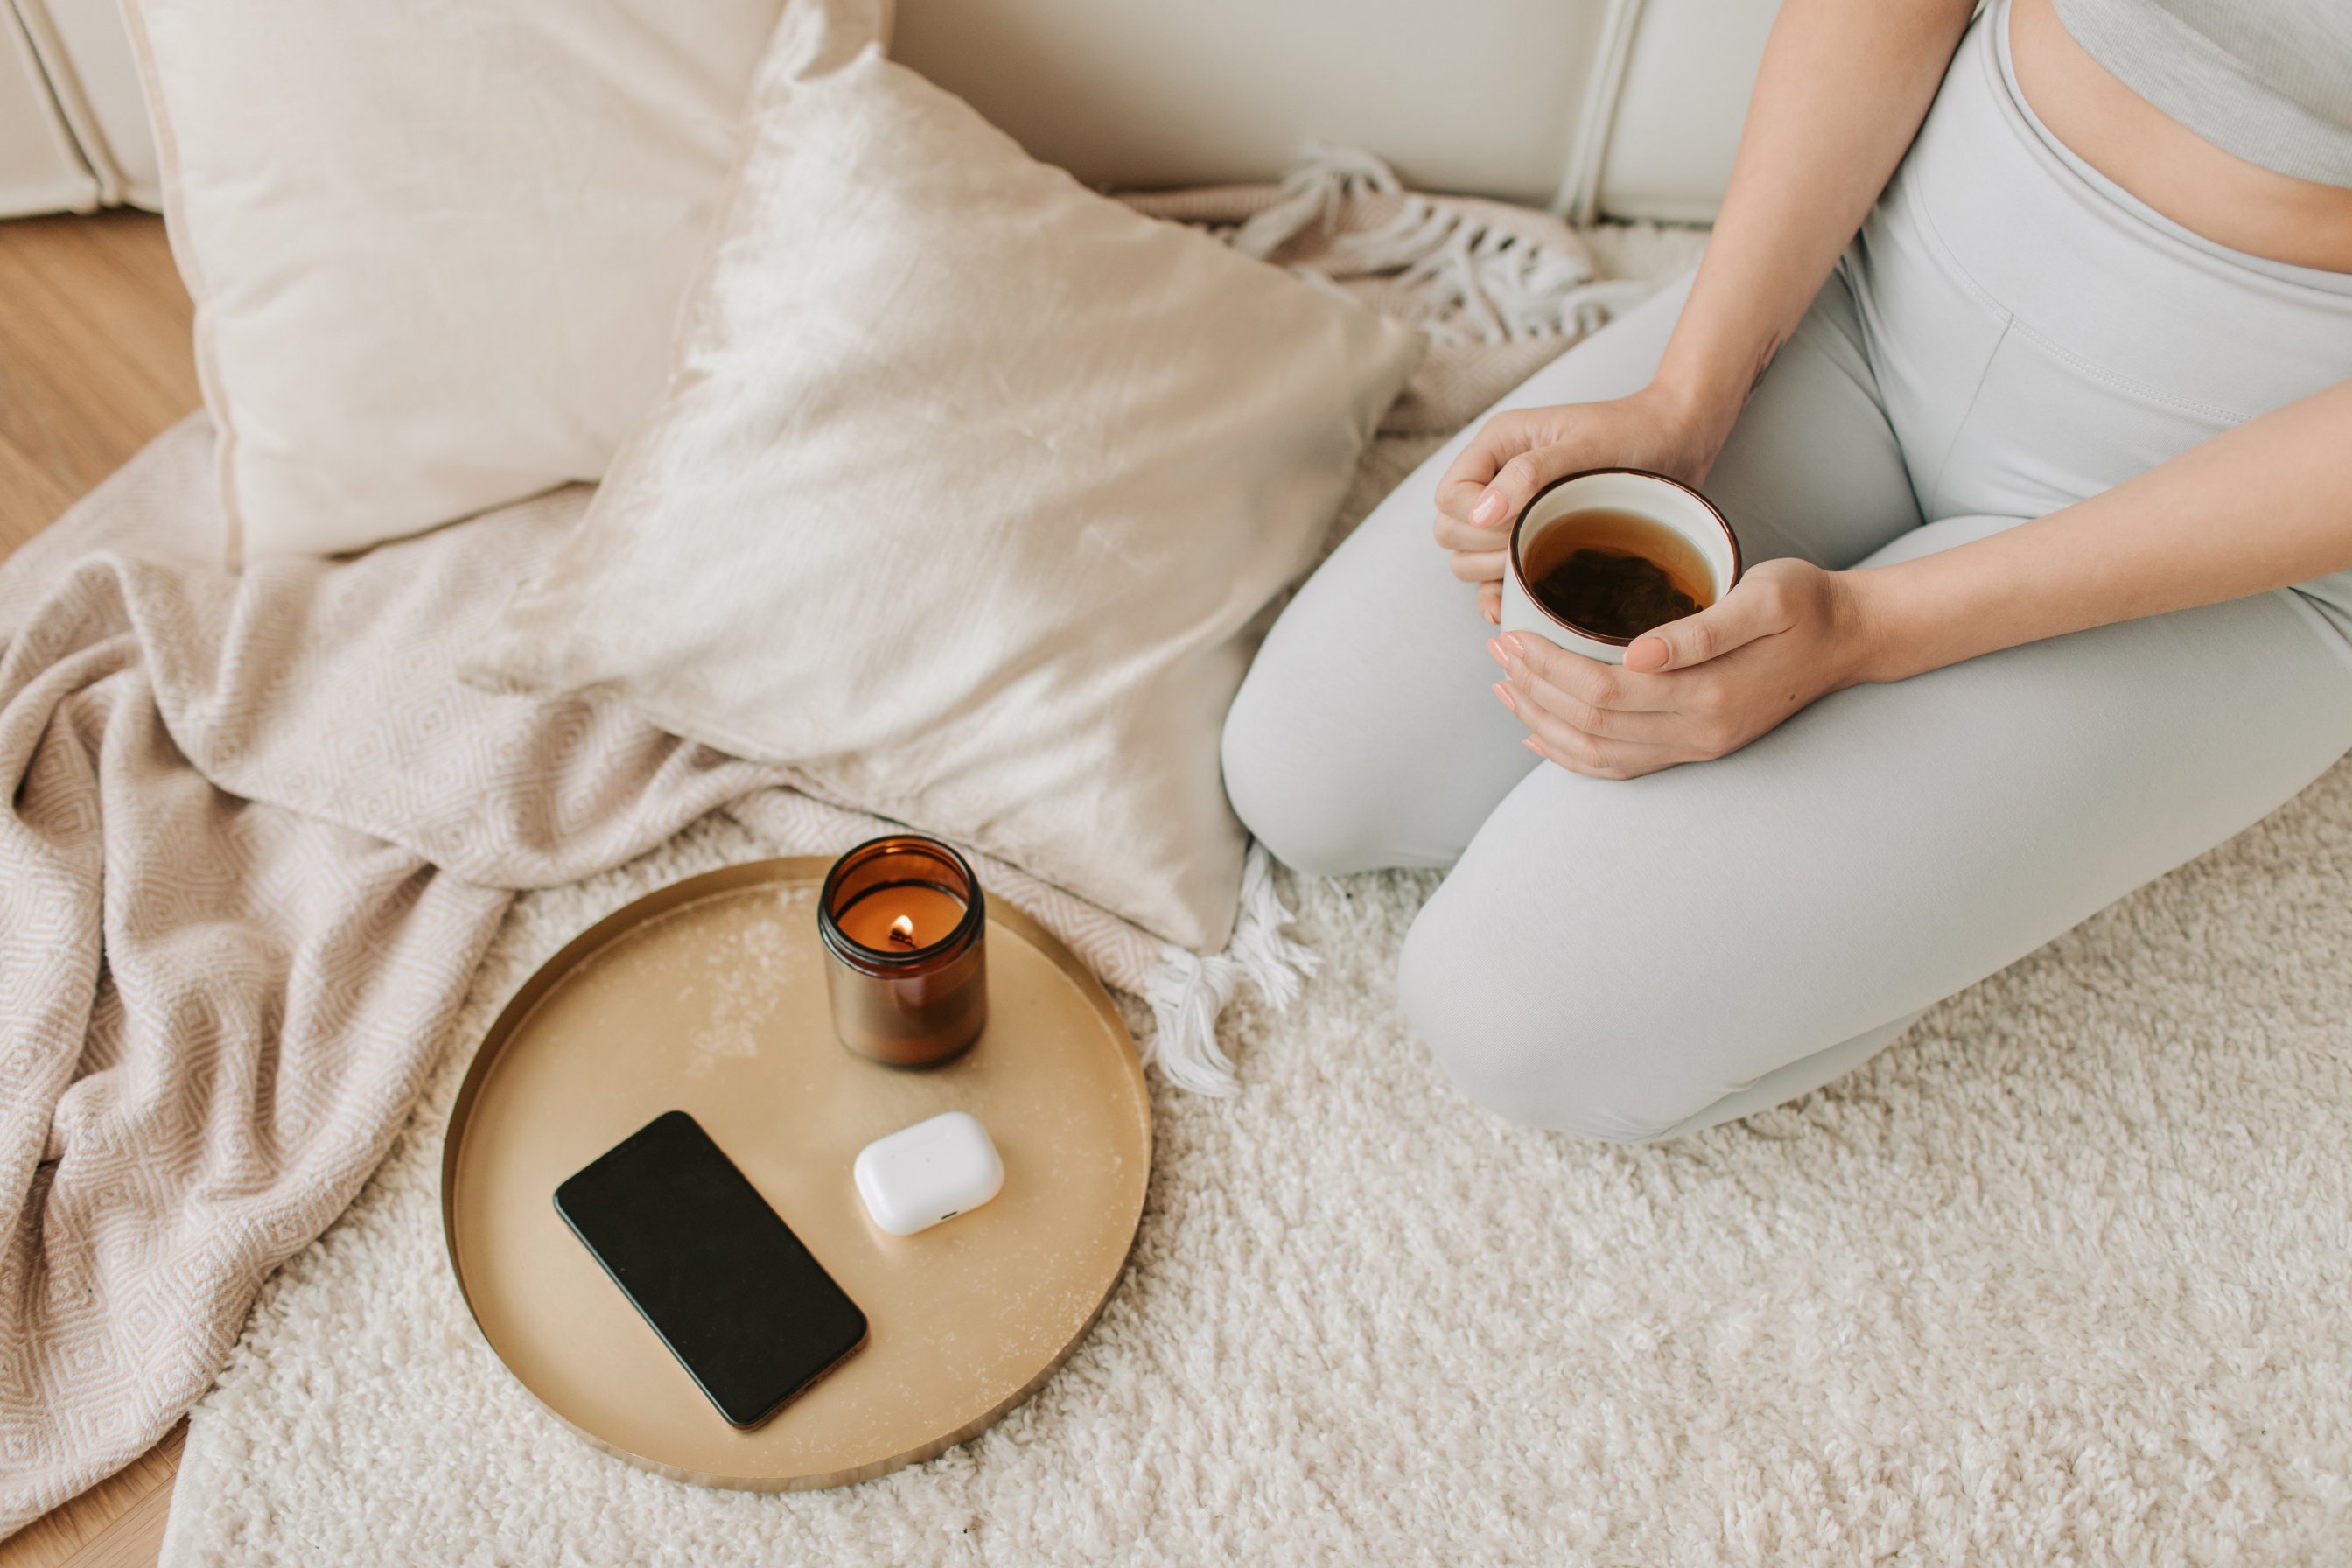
[852,1111,1004,1236]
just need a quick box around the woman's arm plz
[1433,0,1978,610]
[1490,381,2352,780]
[1846,382,2352,681]
[1646,0,1978,465]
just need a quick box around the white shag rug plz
[161,762,2352,1565]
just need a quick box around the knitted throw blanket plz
[0,150,1634,1534]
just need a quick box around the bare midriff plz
[2009,0,2352,274]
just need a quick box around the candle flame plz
[887,914,918,948]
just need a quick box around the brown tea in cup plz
[1522,506,1716,640]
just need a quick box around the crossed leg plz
[1223,271,2352,1139]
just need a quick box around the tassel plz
[1226,844,1319,1012]
[1143,947,1243,1097]
[1218,142,1648,350]
[1140,845,1316,1096]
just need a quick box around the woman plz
[1221,0,2352,1142]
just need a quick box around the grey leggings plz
[1220,2,2352,1142]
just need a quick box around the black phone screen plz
[554,1110,868,1429]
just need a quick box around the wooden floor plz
[0,209,200,1568]
[0,208,197,553]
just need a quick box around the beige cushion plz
[122,0,830,559]
[467,25,1419,950]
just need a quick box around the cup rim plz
[1505,467,1744,648]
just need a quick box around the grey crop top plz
[2051,0,2352,186]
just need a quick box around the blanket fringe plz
[1142,845,1319,1096]
[1224,142,1649,346]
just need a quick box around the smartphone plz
[554,1110,868,1429]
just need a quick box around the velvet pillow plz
[466,12,1418,950]
[122,0,862,559]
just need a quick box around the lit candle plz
[817,836,989,1069]
[832,882,968,953]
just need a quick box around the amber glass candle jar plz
[817,836,989,1068]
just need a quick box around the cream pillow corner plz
[122,0,891,561]
[467,24,1421,951]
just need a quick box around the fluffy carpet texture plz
[162,761,2352,1564]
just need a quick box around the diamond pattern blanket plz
[0,431,1193,1530]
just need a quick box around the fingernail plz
[1486,638,1508,669]
[1472,491,1504,526]
[1481,600,1500,626]
[1492,681,1516,713]
[1499,632,1525,662]
[1523,738,1545,757]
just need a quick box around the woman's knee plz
[1396,882,1709,1144]
[1220,652,1395,878]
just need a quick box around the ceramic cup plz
[1500,467,1743,664]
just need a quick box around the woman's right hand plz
[1434,382,1727,624]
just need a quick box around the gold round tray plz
[440,857,1152,1490]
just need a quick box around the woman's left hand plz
[1488,558,1878,779]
